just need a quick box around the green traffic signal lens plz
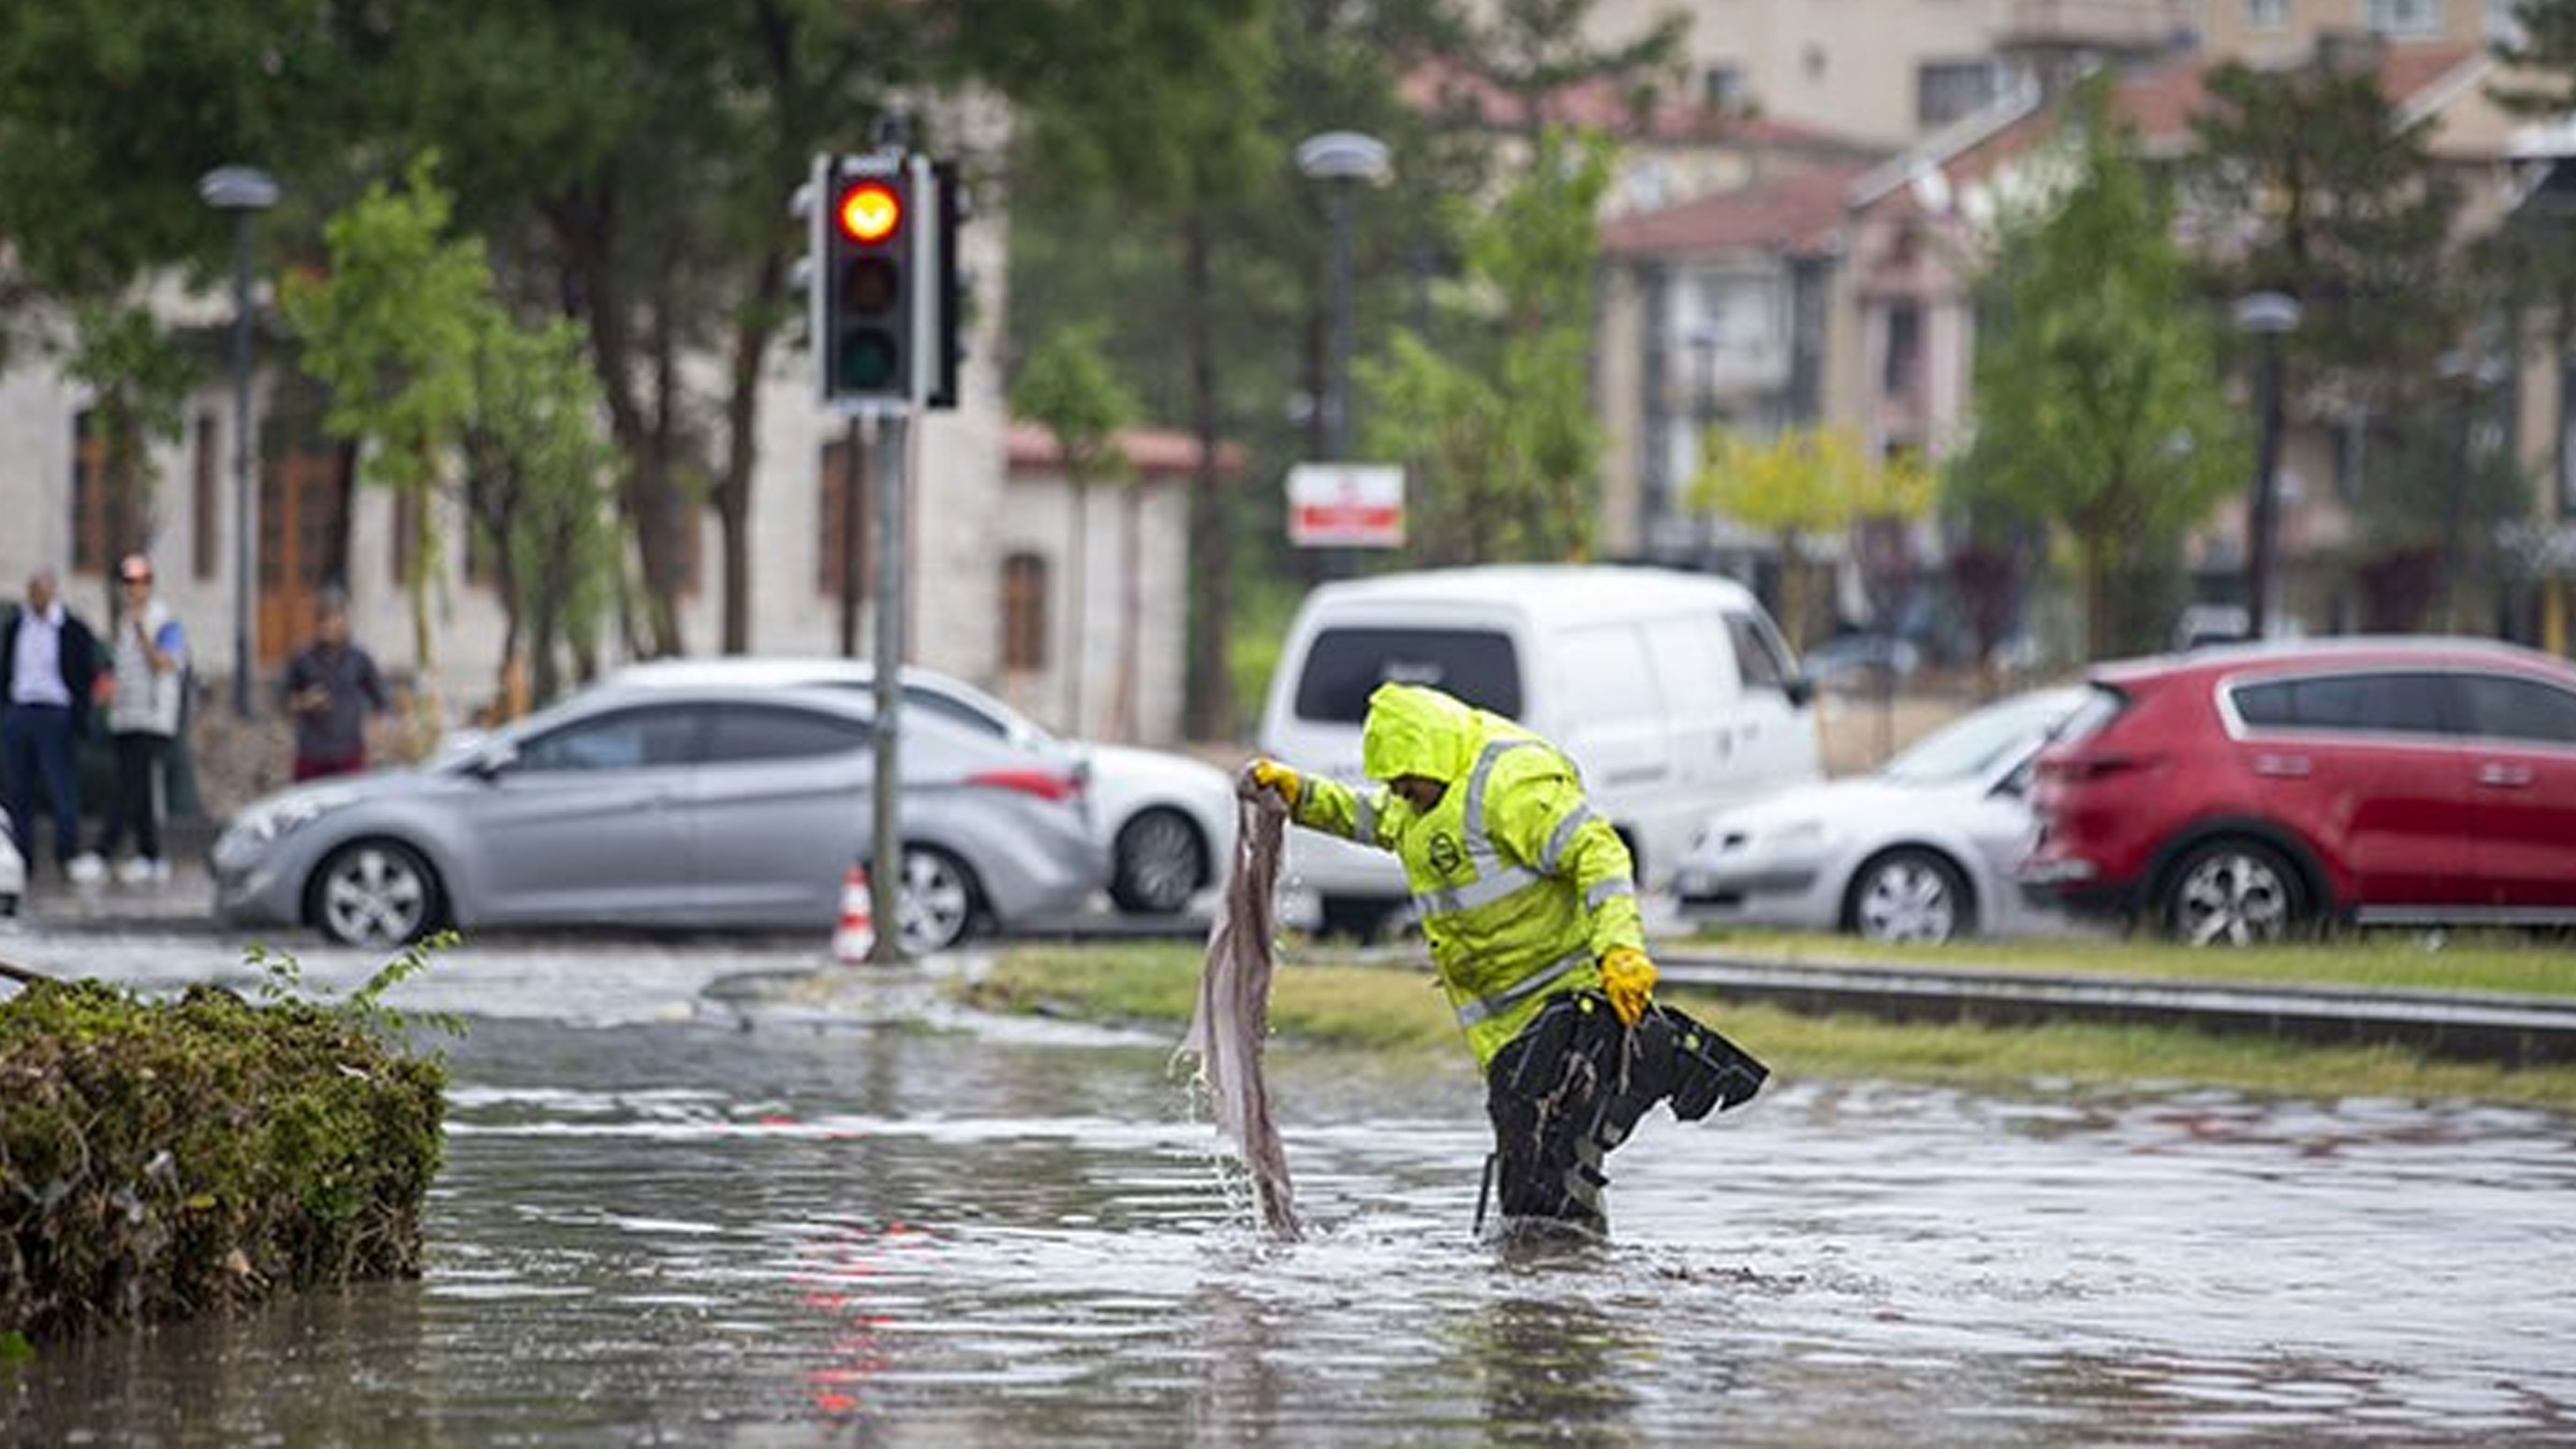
[836,331,899,390]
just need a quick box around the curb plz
[1660,953,2576,1065]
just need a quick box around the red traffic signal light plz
[835,181,901,246]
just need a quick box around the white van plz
[1257,564,1820,938]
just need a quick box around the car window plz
[1294,627,1523,723]
[2229,671,2448,736]
[705,702,873,764]
[2454,672,2576,747]
[1723,612,1794,692]
[517,707,703,772]
[903,687,1012,741]
[1883,692,2076,785]
[2053,685,2127,747]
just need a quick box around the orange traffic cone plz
[832,863,875,964]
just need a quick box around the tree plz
[1358,127,1614,566]
[62,302,196,587]
[1011,324,1139,737]
[284,160,616,740]
[460,318,619,708]
[2184,49,2464,453]
[1953,86,2247,660]
[1688,427,1936,647]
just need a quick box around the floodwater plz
[5,935,2575,1445]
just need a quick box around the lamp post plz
[2232,291,2301,641]
[1295,130,1392,469]
[199,164,279,719]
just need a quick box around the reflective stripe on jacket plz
[1290,683,1644,1066]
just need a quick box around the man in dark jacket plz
[2,567,104,882]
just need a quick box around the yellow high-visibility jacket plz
[1287,682,1644,1066]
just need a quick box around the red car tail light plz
[967,767,1085,803]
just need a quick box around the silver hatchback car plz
[211,679,1104,951]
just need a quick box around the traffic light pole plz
[867,407,909,963]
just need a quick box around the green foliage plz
[1011,325,1139,486]
[60,300,196,559]
[2489,1,2576,116]
[2185,55,2464,415]
[1955,86,2245,658]
[460,318,619,705]
[1359,127,1614,565]
[1690,427,1936,643]
[0,943,455,1342]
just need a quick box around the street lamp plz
[2231,290,2301,641]
[1295,131,1392,466]
[199,164,279,719]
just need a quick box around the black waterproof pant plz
[1481,989,1773,1238]
[1484,997,1613,1234]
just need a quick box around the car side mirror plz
[468,740,519,780]
[1785,676,1817,709]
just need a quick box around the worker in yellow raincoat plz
[1243,682,1756,1238]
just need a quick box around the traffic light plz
[813,152,919,407]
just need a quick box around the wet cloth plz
[1180,800,1301,1239]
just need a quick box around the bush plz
[0,949,449,1343]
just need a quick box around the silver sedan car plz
[211,679,1105,951]
[611,656,1239,917]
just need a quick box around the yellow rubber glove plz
[1238,757,1302,813]
[1601,946,1657,1027]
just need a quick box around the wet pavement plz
[3,932,2574,1445]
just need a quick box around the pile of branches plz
[0,969,447,1343]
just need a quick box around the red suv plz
[2019,637,2576,943]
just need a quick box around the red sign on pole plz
[1287,464,1406,548]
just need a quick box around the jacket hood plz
[1360,683,1480,784]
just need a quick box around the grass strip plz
[1684,927,2576,999]
[968,941,2576,1113]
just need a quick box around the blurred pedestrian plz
[282,588,387,781]
[91,553,188,885]
[1,567,104,885]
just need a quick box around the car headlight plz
[218,786,361,854]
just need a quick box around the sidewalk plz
[7,821,220,932]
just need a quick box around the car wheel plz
[309,839,443,948]
[1846,847,1973,943]
[2162,837,2303,947]
[1109,808,1208,916]
[897,845,981,954]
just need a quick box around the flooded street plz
[6,933,2575,1444]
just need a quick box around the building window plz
[1001,552,1048,671]
[818,436,874,597]
[69,408,138,576]
[1701,64,1745,112]
[1917,59,2004,128]
[2367,0,2441,35]
[2244,0,2288,30]
[192,413,220,581]
[1883,305,1923,398]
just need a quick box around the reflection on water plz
[6,1005,2575,1445]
